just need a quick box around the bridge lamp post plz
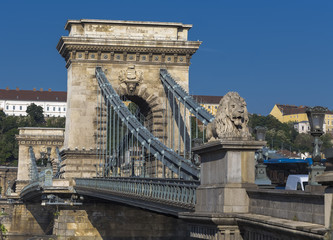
[306,106,328,185]
[254,126,272,186]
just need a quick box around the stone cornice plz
[65,19,193,30]
[57,37,201,59]
[16,135,64,140]
[16,134,64,146]
[60,150,97,160]
[193,140,266,154]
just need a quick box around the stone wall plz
[247,189,324,225]
[0,197,327,239]
[0,201,56,238]
[0,167,17,197]
[0,199,189,239]
[57,20,200,152]
[56,20,201,178]
[16,127,64,192]
[54,201,189,240]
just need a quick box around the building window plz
[59,107,61,111]
[53,107,55,111]
[302,126,304,131]
[47,107,49,111]
[13,106,15,110]
[20,106,22,110]
[64,108,66,111]
[6,106,8,110]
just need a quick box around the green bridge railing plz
[75,177,199,209]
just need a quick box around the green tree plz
[294,133,313,153]
[191,116,205,142]
[249,114,298,151]
[0,111,21,164]
[26,103,45,125]
[45,117,65,128]
[320,133,333,152]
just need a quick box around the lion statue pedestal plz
[193,140,265,214]
[180,92,266,239]
[193,92,265,214]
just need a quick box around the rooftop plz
[0,88,67,102]
[277,104,333,115]
[192,95,222,104]
[276,104,308,115]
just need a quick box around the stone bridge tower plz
[57,19,201,178]
[15,127,64,192]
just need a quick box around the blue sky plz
[1,0,332,115]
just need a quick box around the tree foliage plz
[26,103,45,125]
[294,133,313,153]
[248,114,333,154]
[321,133,333,152]
[249,114,298,151]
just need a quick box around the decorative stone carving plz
[206,92,251,141]
[119,65,144,95]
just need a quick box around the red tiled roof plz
[0,89,67,102]
[277,104,333,115]
[276,149,300,158]
[277,104,308,115]
[192,95,222,104]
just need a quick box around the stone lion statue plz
[206,91,252,141]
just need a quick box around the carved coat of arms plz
[119,66,143,95]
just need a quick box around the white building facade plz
[294,121,327,134]
[0,88,67,117]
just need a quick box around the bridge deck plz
[75,177,199,216]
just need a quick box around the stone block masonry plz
[57,19,200,179]
[247,189,325,225]
[54,200,189,239]
[0,202,56,238]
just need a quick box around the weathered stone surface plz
[56,20,200,177]
[15,127,64,192]
[60,150,99,179]
[193,140,264,214]
[206,92,252,141]
[247,189,324,225]
[237,213,327,240]
[53,201,189,239]
[0,202,56,237]
[0,166,17,197]
[57,19,199,149]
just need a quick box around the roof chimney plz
[16,87,19,91]
[48,88,51,92]
[33,88,36,91]
[6,86,9,90]
[40,88,43,92]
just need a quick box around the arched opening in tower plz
[122,95,154,133]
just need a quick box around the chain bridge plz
[7,20,332,240]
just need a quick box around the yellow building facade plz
[192,95,222,116]
[270,104,333,133]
